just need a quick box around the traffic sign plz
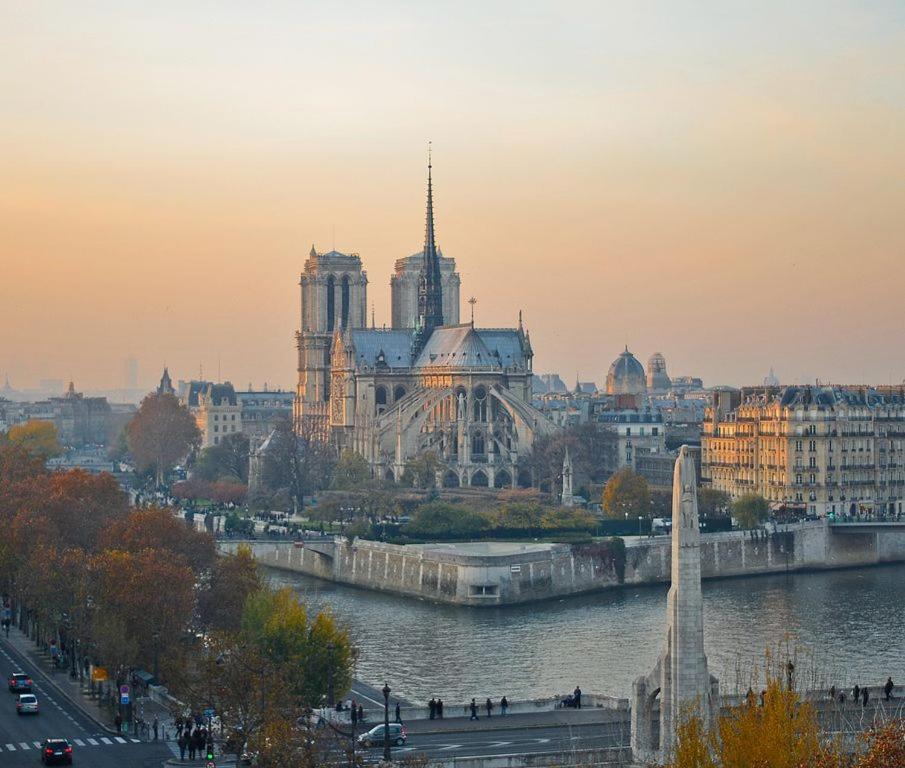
[120,684,131,705]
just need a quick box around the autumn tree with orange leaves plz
[126,392,200,486]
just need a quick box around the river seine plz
[268,563,905,705]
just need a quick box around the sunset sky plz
[2,1,904,393]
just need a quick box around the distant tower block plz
[631,446,719,762]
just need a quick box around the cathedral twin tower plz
[295,160,460,424]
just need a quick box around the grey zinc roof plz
[350,330,413,369]
[413,326,527,370]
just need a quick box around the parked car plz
[357,723,407,747]
[8,672,32,692]
[16,693,38,714]
[41,739,73,765]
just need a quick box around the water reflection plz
[268,564,905,705]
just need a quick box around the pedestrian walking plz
[469,698,479,721]
[175,715,184,737]
[351,705,358,725]
[501,696,508,716]
[829,685,836,701]
[574,686,582,709]
[429,697,436,720]
[114,713,122,733]
[395,701,402,724]
[839,692,846,704]
[153,715,159,741]
[853,684,860,702]
[885,677,894,701]
[358,703,364,723]
[862,687,869,707]
[437,698,444,718]
[177,732,187,761]
[485,697,494,717]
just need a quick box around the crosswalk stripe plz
[19,742,29,750]
[5,744,15,751]
[100,737,112,744]
[33,741,42,748]
[74,739,85,746]
[87,738,99,745]
[130,738,140,743]
[114,736,127,744]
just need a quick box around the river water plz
[268,564,905,705]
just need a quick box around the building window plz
[652,427,658,436]
[214,425,219,432]
[214,414,219,421]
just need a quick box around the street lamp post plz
[382,682,391,763]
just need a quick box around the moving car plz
[16,693,38,714]
[41,739,73,765]
[357,723,407,747]
[8,672,32,692]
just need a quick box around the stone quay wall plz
[220,521,905,606]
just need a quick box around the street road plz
[357,721,630,761]
[0,635,171,767]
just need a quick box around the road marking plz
[74,739,85,746]
[5,744,15,751]
[130,738,140,743]
[19,742,30,750]
[33,741,42,748]
[488,741,513,747]
[439,744,463,750]
[100,737,113,744]
[114,736,127,744]
[86,738,99,745]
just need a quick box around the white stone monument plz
[631,445,719,763]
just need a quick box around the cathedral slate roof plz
[414,325,527,370]
[349,330,413,369]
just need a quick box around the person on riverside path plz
[500,696,509,716]
[469,699,479,721]
[485,698,494,718]
[429,698,436,720]
[862,687,869,707]
[853,684,860,702]
[885,677,894,701]
[574,686,582,709]
[395,701,402,724]
[437,698,444,719]
[357,703,364,723]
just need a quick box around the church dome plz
[606,347,646,395]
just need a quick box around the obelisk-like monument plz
[631,446,719,762]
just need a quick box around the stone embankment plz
[220,519,905,606]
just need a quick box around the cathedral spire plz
[415,143,444,352]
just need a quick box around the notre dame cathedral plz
[294,159,554,488]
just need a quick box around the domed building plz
[646,352,671,393]
[605,347,646,396]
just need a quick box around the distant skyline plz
[2,2,904,390]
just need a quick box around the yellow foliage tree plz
[5,420,62,460]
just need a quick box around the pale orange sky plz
[2,2,904,392]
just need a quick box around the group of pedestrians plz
[828,678,895,707]
[174,716,212,762]
[468,696,510,720]
[427,697,445,719]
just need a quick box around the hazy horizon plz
[2,2,904,392]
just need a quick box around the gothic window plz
[375,386,387,413]
[341,275,351,328]
[326,275,336,332]
[472,386,487,422]
[393,386,407,402]
[472,431,485,455]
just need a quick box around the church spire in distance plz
[420,144,443,329]
[415,142,445,352]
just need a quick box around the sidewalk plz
[4,626,176,742]
[402,706,623,736]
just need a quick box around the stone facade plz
[391,252,460,329]
[703,385,905,517]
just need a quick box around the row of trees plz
[0,437,355,767]
[601,467,770,528]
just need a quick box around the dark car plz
[8,672,32,692]
[41,739,72,765]
[357,723,407,747]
